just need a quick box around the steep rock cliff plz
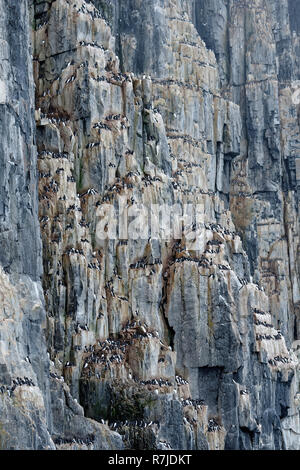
[0,0,299,450]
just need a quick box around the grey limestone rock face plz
[0,0,299,450]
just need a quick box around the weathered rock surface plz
[0,0,299,450]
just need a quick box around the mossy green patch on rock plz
[110,382,156,422]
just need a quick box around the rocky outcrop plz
[0,0,123,450]
[0,0,299,450]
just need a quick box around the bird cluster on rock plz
[158,440,172,449]
[198,188,215,196]
[153,78,200,93]
[130,258,148,269]
[65,60,75,68]
[99,338,127,353]
[65,248,84,256]
[109,420,159,430]
[78,61,88,70]
[14,377,34,388]
[54,435,95,446]
[218,264,230,271]
[74,0,104,18]
[107,181,124,194]
[180,38,205,49]
[92,72,130,86]
[67,204,82,214]
[121,321,161,343]
[40,112,69,126]
[204,223,236,239]
[240,389,249,396]
[174,255,211,269]
[38,150,69,160]
[81,322,164,378]
[168,132,202,148]
[181,398,205,408]
[253,308,267,315]
[173,169,184,178]
[65,75,76,85]
[105,114,122,121]
[93,121,111,131]
[254,319,274,328]
[65,361,75,367]
[36,21,48,30]
[109,72,131,84]
[79,40,105,51]
[86,351,124,369]
[82,337,129,373]
[123,320,145,331]
[142,175,162,187]
[180,160,202,170]
[51,235,62,244]
[135,378,172,388]
[0,377,35,397]
[256,334,274,341]
[42,90,51,97]
[208,240,223,248]
[79,218,90,228]
[131,329,159,341]
[234,191,253,198]
[50,179,60,190]
[42,179,60,194]
[205,248,220,254]
[130,257,162,270]
[84,345,95,353]
[105,279,115,297]
[79,188,98,197]
[268,356,291,366]
[86,142,101,149]
[170,221,192,237]
[166,127,179,134]
[126,170,140,178]
[207,418,221,432]
[176,375,189,385]
[88,262,101,271]
[39,171,51,179]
